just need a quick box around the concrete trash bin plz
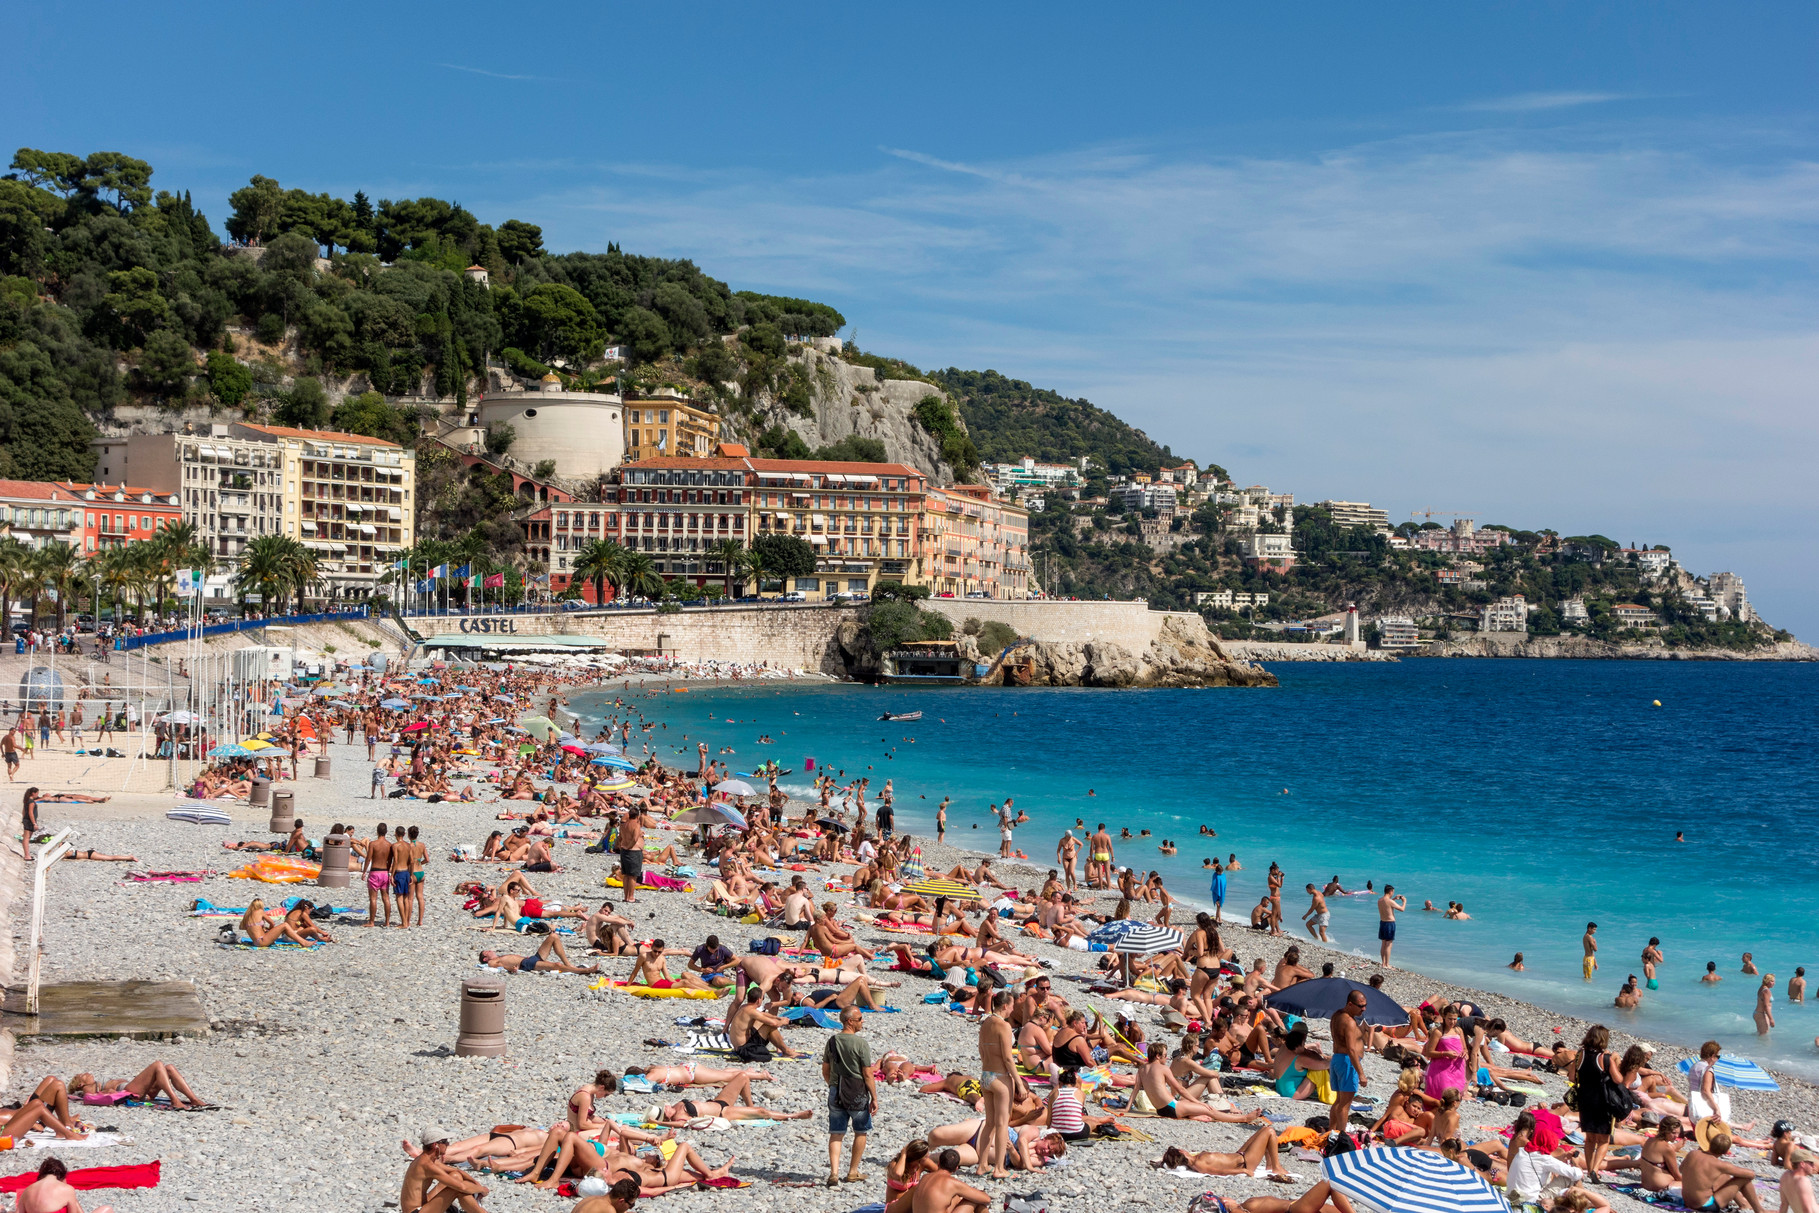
[268,789,295,832]
[314,755,331,779]
[456,978,507,1057]
[317,832,351,888]
[249,779,271,808]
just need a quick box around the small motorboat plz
[878,710,923,722]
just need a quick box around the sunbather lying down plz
[480,935,600,975]
[648,1096,813,1125]
[1194,1181,1358,1213]
[67,1062,211,1110]
[1153,1132,1291,1181]
[62,848,136,862]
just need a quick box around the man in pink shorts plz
[363,822,395,927]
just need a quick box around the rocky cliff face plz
[754,350,969,482]
[1421,635,1816,661]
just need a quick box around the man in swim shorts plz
[1582,922,1598,981]
[1376,885,1405,967]
[390,824,413,930]
[1302,884,1331,943]
[364,822,395,928]
[480,936,601,976]
[1327,990,1367,1137]
[615,808,644,904]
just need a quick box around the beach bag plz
[1130,1090,1156,1115]
[749,937,781,955]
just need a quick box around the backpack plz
[749,937,781,956]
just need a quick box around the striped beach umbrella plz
[712,779,756,797]
[209,743,254,758]
[1086,919,1143,947]
[671,803,748,829]
[1323,1146,1510,1213]
[593,756,637,771]
[903,878,977,901]
[1677,1055,1780,1092]
[1108,923,1184,955]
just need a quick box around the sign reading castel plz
[457,617,520,634]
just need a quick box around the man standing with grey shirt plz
[823,1006,876,1188]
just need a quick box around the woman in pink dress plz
[1423,1003,1468,1098]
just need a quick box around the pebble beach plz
[4,676,1814,1213]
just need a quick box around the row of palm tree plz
[0,523,218,629]
[234,535,320,614]
[570,537,762,603]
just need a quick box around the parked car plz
[780,591,807,603]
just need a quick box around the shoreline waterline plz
[570,657,1819,1079]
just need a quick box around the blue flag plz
[415,578,435,593]
[450,564,470,581]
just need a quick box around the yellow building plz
[624,393,721,459]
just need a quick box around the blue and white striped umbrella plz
[1323,1147,1510,1213]
[592,756,637,771]
[1111,923,1184,955]
[1086,919,1143,947]
[1677,1055,1780,1092]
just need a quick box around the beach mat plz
[216,939,325,951]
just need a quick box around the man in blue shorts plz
[1327,989,1368,1139]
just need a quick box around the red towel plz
[0,1160,161,1192]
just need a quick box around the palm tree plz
[236,535,293,614]
[92,546,133,625]
[707,538,745,598]
[571,538,626,606]
[32,543,82,629]
[619,550,663,602]
[0,538,33,629]
[283,537,318,612]
[741,548,769,599]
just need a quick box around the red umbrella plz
[402,721,431,732]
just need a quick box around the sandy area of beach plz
[1,699,1807,1212]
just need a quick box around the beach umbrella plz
[494,694,516,702]
[592,756,637,771]
[167,804,234,826]
[561,744,588,755]
[1109,923,1184,955]
[585,742,622,755]
[455,685,479,692]
[160,710,198,724]
[240,739,275,752]
[1086,919,1144,947]
[402,721,431,733]
[672,803,748,829]
[816,816,849,834]
[712,779,756,797]
[1323,1146,1510,1213]
[209,743,254,758]
[903,878,977,901]
[379,698,409,710]
[1677,1055,1780,1092]
[520,715,558,741]
[1265,977,1410,1028]
[485,718,507,725]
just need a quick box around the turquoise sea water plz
[569,660,1819,1076]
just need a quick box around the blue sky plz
[11,2,1819,635]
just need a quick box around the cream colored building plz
[92,423,414,604]
[625,392,720,460]
[477,375,626,478]
[923,484,1031,599]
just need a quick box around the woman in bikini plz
[925,1118,1067,1171]
[883,1139,936,1213]
[1153,1126,1288,1179]
[236,899,309,948]
[69,1061,209,1110]
[648,1094,813,1125]
[621,1063,776,1087]
[1369,1067,1438,1144]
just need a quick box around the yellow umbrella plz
[241,739,276,751]
[903,878,978,900]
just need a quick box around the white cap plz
[420,1126,450,1147]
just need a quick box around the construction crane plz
[1407,508,1467,524]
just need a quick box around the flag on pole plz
[431,564,448,579]
[392,558,410,571]
[450,564,470,581]
[416,579,435,593]
[467,575,479,590]
[484,573,505,589]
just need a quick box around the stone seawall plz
[421,606,861,673]
[917,599,1181,649]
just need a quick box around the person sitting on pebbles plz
[480,936,601,976]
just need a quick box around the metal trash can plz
[317,832,351,888]
[456,978,507,1057]
[249,779,271,808]
[313,755,331,779]
[269,789,294,832]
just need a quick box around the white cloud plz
[1460,91,1635,113]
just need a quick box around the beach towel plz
[18,1131,131,1150]
[217,938,325,951]
[1607,1185,1691,1209]
[679,1029,736,1053]
[0,1160,159,1192]
[166,806,232,826]
[190,897,355,918]
[618,1074,660,1094]
[127,871,208,882]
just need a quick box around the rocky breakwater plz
[836,610,1276,687]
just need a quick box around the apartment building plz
[924,484,1031,599]
[1375,616,1421,649]
[0,481,84,549]
[749,459,929,598]
[57,483,183,551]
[604,455,751,584]
[1561,597,1590,626]
[1316,500,1392,533]
[1194,589,1270,612]
[93,423,415,602]
[1708,572,1751,622]
[1236,532,1296,569]
[624,394,721,460]
[1612,603,1661,629]
[1113,482,1177,514]
[985,457,1081,497]
[1480,594,1529,633]
[1411,517,1510,556]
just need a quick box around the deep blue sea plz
[570,660,1819,1075]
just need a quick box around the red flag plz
[484,572,505,588]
